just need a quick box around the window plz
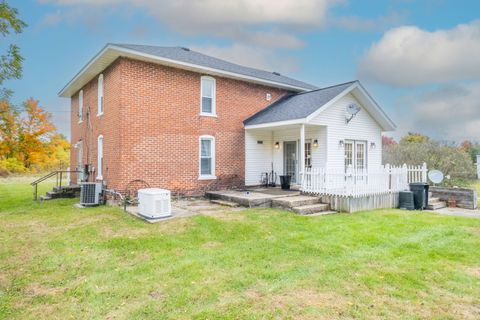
[200,76,216,116]
[76,140,83,183]
[199,135,215,179]
[78,90,83,122]
[305,141,312,168]
[97,135,103,179]
[97,74,104,116]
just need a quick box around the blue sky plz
[3,0,480,142]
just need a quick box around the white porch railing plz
[302,163,427,197]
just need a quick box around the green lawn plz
[1,179,480,319]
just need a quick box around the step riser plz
[272,198,319,209]
[293,204,329,215]
[427,202,447,210]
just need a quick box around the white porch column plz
[300,124,305,183]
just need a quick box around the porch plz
[245,123,328,187]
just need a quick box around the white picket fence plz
[302,163,427,197]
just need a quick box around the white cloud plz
[39,0,338,48]
[190,44,299,74]
[359,21,480,86]
[330,12,406,32]
[394,83,480,142]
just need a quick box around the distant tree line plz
[383,133,478,186]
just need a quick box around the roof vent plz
[180,47,190,51]
[272,71,281,76]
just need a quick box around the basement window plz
[199,135,216,180]
[97,135,103,180]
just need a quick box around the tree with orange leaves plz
[0,98,69,175]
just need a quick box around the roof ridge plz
[110,43,317,90]
[294,80,358,96]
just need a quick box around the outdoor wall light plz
[275,142,280,149]
[339,140,344,148]
[313,139,318,148]
[370,142,376,149]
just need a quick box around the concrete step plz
[46,191,62,199]
[40,195,52,201]
[272,195,320,209]
[429,197,440,203]
[210,199,239,207]
[306,210,337,216]
[292,203,330,215]
[427,201,447,210]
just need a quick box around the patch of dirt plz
[465,267,480,277]
[149,289,165,300]
[201,241,223,249]
[25,282,65,297]
[100,225,150,238]
[201,210,247,222]
[242,287,351,319]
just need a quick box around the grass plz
[1,179,480,319]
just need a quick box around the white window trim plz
[97,74,104,116]
[97,135,103,180]
[200,76,216,117]
[199,135,216,180]
[78,90,83,123]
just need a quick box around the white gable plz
[309,93,383,169]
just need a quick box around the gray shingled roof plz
[244,81,357,126]
[112,44,317,91]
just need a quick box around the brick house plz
[60,44,396,196]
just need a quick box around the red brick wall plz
[70,59,123,187]
[70,57,290,194]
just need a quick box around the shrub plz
[383,140,477,187]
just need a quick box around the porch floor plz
[205,187,300,208]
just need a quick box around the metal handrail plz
[31,170,80,201]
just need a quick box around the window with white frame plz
[78,90,83,122]
[97,74,104,115]
[200,76,216,116]
[199,135,215,179]
[97,135,103,179]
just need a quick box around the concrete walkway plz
[126,198,244,223]
[426,207,480,218]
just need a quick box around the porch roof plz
[243,80,396,131]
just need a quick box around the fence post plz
[385,163,391,191]
[422,162,427,183]
[402,164,408,188]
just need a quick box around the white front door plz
[284,141,297,183]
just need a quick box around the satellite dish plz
[428,170,444,184]
[346,103,361,124]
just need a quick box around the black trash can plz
[279,175,291,190]
[399,191,415,210]
[409,183,429,210]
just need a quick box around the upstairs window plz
[78,90,83,122]
[97,74,104,116]
[200,76,216,116]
